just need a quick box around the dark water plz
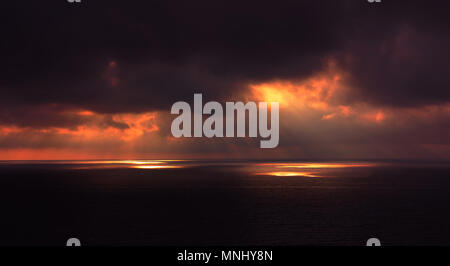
[1,160,450,246]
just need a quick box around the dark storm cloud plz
[0,105,129,129]
[0,0,449,121]
[337,20,450,107]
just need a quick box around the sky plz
[0,0,449,160]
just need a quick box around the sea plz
[1,159,449,246]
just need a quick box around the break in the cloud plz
[0,0,449,159]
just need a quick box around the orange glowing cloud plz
[361,110,386,123]
[54,111,159,142]
[248,63,393,124]
[0,109,162,159]
[1,58,449,160]
[0,126,22,135]
[112,112,159,141]
[249,73,342,110]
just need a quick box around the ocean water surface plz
[1,160,449,246]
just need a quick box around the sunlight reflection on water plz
[69,160,188,170]
[0,159,378,175]
[248,162,376,177]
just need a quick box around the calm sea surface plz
[1,160,449,246]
